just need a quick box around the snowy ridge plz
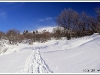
[36,26,56,33]
[19,49,53,73]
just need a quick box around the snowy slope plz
[0,33,100,73]
[30,26,64,33]
[30,26,56,33]
[36,26,56,33]
[39,33,100,73]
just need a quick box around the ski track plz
[21,46,48,51]
[19,49,53,73]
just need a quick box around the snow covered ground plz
[0,33,100,73]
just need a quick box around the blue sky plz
[0,2,100,32]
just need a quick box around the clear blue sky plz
[0,2,100,32]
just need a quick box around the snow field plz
[0,33,100,73]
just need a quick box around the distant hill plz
[30,26,56,33]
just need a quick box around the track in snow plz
[20,49,53,73]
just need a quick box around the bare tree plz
[56,8,81,39]
[95,8,100,33]
[0,31,5,39]
[56,8,98,38]
[6,29,20,45]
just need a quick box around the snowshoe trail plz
[20,49,53,73]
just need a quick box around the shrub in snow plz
[0,39,9,54]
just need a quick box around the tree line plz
[56,8,100,39]
[0,8,100,45]
[0,29,53,45]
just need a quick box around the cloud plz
[39,19,44,22]
[0,12,7,19]
[54,17,57,19]
[39,17,53,22]
[45,17,53,20]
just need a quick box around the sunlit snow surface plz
[0,33,100,73]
